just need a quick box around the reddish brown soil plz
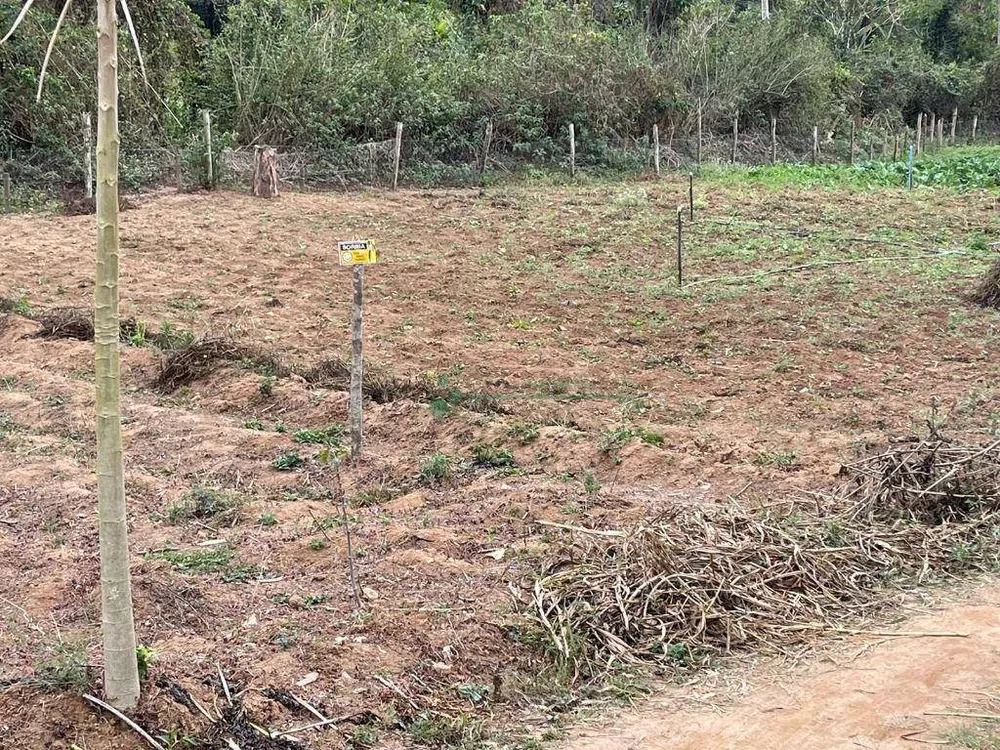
[0,179,998,749]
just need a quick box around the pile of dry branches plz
[970,257,1000,310]
[155,339,286,391]
[531,437,1000,677]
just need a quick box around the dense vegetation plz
[2,0,1000,184]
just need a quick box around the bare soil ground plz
[0,177,998,749]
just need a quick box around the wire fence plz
[1,117,998,214]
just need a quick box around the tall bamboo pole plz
[95,0,140,710]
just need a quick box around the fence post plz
[916,113,923,156]
[676,206,683,288]
[972,114,979,143]
[893,133,899,162]
[770,114,777,165]
[203,109,213,188]
[653,124,660,177]
[392,122,403,190]
[688,172,694,222]
[696,102,703,170]
[868,135,875,161]
[950,107,958,146]
[937,115,944,148]
[731,113,738,163]
[82,112,93,199]
[929,112,936,150]
[569,123,576,178]
[907,145,914,191]
[812,125,818,166]
[849,119,856,164]
[480,119,493,182]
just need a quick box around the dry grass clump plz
[29,306,145,343]
[970,257,1000,310]
[303,357,502,413]
[156,338,287,391]
[531,436,1000,677]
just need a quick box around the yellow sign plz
[338,239,377,266]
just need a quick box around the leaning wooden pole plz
[95,0,140,710]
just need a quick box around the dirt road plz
[564,584,1000,750]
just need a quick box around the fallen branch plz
[83,694,167,750]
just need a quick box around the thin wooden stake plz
[333,460,362,609]
[480,119,493,180]
[696,102,703,169]
[950,107,957,145]
[202,109,213,188]
[769,114,777,165]
[569,123,576,178]
[731,113,738,163]
[688,172,694,222]
[391,121,403,190]
[929,112,936,150]
[849,119,856,164]
[82,112,93,199]
[812,125,818,165]
[652,124,660,177]
[350,265,364,462]
[676,207,683,288]
[893,134,899,161]
[937,115,944,148]
[907,145,914,191]
[972,114,979,142]
[916,112,923,156]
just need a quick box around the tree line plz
[2,0,999,183]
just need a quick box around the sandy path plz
[563,584,1000,750]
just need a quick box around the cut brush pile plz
[970,256,1000,310]
[531,436,1000,678]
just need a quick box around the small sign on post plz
[338,239,378,463]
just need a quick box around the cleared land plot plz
[1,176,999,748]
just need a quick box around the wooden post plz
[480,119,493,180]
[350,265,364,462]
[929,112,936,150]
[950,107,958,145]
[868,135,874,161]
[696,102,703,170]
[916,113,923,156]
[82,112,93,199]
[676,207,683,288]
[251,146,279,198]
[392,122,403,190]
[2,172,10,212]
[761,0,770,19]
[937,115,944,148]
[731,113,738,163]
[203,109,213,188]
[569,123,576,178]
[812,125,819,165]
[849,119,856,164]
[972,114,979,143]
[770,114,777,165]
[652,124,660,177]
[688,172,694,222]
[907,145,914,191]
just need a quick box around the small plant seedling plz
[244,418,266,430]
[583,471,600,495]
[293,425,346,445]
[309,538,327,551]
[754,450,799,469]
[150,548,235,574]
[258,512,277,527]
[470,444,516,469]
[33,642,90,694]
[419,453,454,484]
[222,564,267,583]
[507,423,540,445]
[303,594,329,608]
[136,645,155,681]
[272,451,305,471]
[259,375,276,398]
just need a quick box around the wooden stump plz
[251,147,279,198]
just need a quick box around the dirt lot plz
[1,177,999,749]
